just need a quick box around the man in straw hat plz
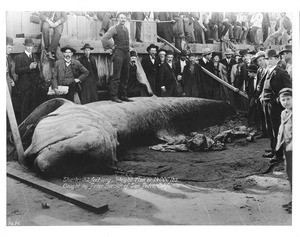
[101,12,132,103]
[6,36,16,95]
[52,45,89,102]
[220,48,236,85]
[260,49,292,163]
[15,38,40,121]
[198,48,214,99]
[279,45,292,79]
[141,43,159,95]
[78,43,99,104]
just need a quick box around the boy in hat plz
[78,43,99,104]
[6,36,15,94]
[52,45,89,102]
[260,49,292,162]
[15,38,40,121]
[101,12,131,103]
[276,88,292,214]
[141,44,159,95]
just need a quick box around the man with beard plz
[141,44,159,95]
[159,50,178,97]
[15,38,40,121]
[101,12,132,103]
[260,49,292,163]
[78,43,99,104]
[52,45,89,102]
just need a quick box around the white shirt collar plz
[203,57,209,64]
[25,50,31,58]
[268,65,277,73]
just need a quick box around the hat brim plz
[147,45,159,52]
[23,43,34,46]
[81,46,94,50]
[279,50,292,55]
[61,47,76,53]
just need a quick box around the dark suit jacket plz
[159,61,176,87]
[78,56,98,78]
[268,66,292,98]
[234,62,249,90]
[220,58,236,84]
[198,58,215,98]
[15,52,40,92]
[141,55,159,84]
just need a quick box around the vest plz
[113,24,129,51]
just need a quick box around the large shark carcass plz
[19,97,236,177]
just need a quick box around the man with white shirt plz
[249,12,263,46]
[261,49,292,163]
[52,45,89,102]
[158,50,177,97]
[15,38,41,121]
[141,44,159,95]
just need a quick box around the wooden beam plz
[7,163,109,214]
[6,84,25,166]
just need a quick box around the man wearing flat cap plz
[198,48,214,99]
[52,45,89,102]
[220,48,236,85]
[78,43,99,104]
[15,38,41,121]
[279,45,292,79]
[141,44,159,95]
[101,12,132,103]
[6,36,16,95]
[260,49,292,163]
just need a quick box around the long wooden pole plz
[6,83,26,166]
[156,35,248,99]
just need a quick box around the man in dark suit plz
[220,48,236,85]
[39,11,67,60]
[198,48,215,99]
[141,44,159,95]
[174,50,188,95]
[158,50,177,97]
[15,38,41,121]
[261,49,292,163]
[78,43,99,104]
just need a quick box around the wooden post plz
[6,83,25,166]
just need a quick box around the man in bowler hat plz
[101,12,132,103]
[78,43,99,104]
[15,38,40,121]
[260,49,292,163]
[52,45,89,102]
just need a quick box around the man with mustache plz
[51,45,89,102]
[101,12,133,103]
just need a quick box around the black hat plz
[279,45,292,55]
[239,49,249,57]
[180,50,188,56]
[130,50,137,57]
[247,64,258,73]
[81,43,94,51]
[212,52,221,59]
[279,88,292,97]
[23,38,34,46]
[265,49,279,59]
[61,45,76,53]
[146,43,159,52]
[166,50,174,56]
[6,36,14,46]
